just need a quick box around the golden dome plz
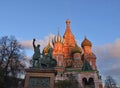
[43,42,52,54]
[71,43,82,54]
[81,37,92,47]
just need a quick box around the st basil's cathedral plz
[43,19,103,88]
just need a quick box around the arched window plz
[88,78,94,85]
[88,78,95,88]
[82,78,87,86]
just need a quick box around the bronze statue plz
[32,38,40,67]
[31,38,57,68]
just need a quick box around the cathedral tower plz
[52,31,64,67]
[63,19,76,59]
[81,37,97,70]
[78,37,103,88]
[62,19,76,67]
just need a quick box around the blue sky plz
[0,0,120,86]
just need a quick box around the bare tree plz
[104,76,117,88]
[0,36,25,78]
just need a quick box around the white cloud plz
[107,39,120,58]
[94,38,120,59]
[93,39,120,85]
[20,34,55,50]
[20,40,33,49]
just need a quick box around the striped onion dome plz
[52,31,64,45]
[43,42,52,54]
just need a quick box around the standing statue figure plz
[32,38,40,67]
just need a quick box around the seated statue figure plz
[32,38,40,67]
[41,47,57,68]
[46,47,57,68]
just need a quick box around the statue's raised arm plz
[33,38,36,49]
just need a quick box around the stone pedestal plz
[24,68,56,88]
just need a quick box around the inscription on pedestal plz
[29,77,50,88]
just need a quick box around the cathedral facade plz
[43,20,103,88]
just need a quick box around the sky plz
[0,0,120,86]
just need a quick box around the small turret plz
[66,19,70,26]
[81,37,92,54]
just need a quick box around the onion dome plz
[43,42,52,54]
[71,43,82,54]
[52,31,64,45]
[81,37,92,47]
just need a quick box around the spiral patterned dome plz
[43,42,52,54]
[81,37,92,47]
[52,31,64,44]
[71,43,82,54]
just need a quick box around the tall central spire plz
[64,19,71,34]
[63,19,75,40]
[63,19,76,59]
